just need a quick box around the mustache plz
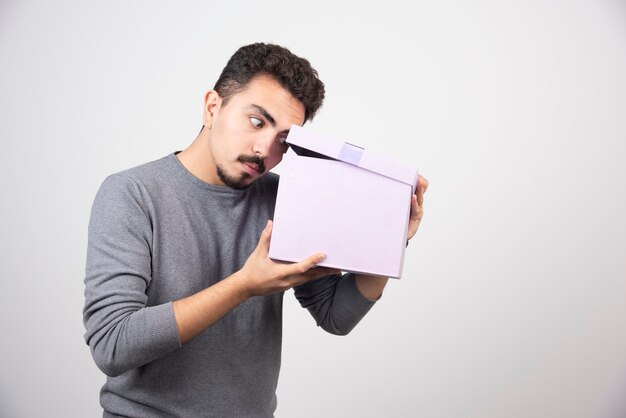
[237,155,266,174]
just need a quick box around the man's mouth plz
[238,155,265,175]
[243,162,263,174]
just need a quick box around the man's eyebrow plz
[248,104,276,126]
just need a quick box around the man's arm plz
[84,175,333,376]
[84,174,180,377]
[172,220,338,344]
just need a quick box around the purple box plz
[269,125,419,279]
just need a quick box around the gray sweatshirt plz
[83,153,376,417]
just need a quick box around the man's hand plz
[407,175,429,241]
[236,220,340,297]
[172,220,337,345]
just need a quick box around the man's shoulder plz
[96,154,176,200]
[102,154,175,188]
[114,154,173,182]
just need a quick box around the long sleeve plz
[293,273,376,335]
[82,174,181,377]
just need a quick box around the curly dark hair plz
[214,43,325,122]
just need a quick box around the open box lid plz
[285,125,419,193]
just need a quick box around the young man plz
[83,43,428,417]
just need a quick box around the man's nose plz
[253,131,278,157]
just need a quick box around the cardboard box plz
[269,125,419,278]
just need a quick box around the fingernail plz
[317,253,326,262]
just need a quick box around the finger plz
[420,176,429,194]
[255,220,273,254]
[417,183,424,206]
[416,175,428,194]
[411,192,421,212]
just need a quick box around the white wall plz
[1,0,625,417]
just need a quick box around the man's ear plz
[202,90,222,129]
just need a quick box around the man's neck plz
[176,129,222,186]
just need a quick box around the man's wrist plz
[227,271,252,301]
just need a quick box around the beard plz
[215,155,266,190]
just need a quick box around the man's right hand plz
[235,220,340,297]
[173,219,338,345]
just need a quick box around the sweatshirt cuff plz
[144,302,182,351]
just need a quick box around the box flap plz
[286,125,419,192]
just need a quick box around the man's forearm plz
[172,219,342,345]
[172,274,249,345]
[355,274,389,301]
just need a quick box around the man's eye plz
[250,117,263,128]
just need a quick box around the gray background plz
[1,0,625,417]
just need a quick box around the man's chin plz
[216,167,255,190]
[227,180,253,190]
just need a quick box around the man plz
[83,43,428,417]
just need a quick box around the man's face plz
[205,75,306,189]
